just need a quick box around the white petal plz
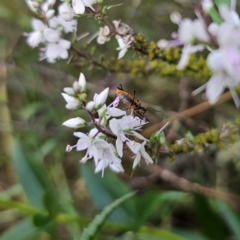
[94,139,109,149]
[59,39,71,49]
[95,159,109,174]
[59,46,69,59]
[61,93,78,104]
[44,28,60,42]
[32,19,46,31]
[27,32,43,48]
[46,9,55,19]
[64,87,75,95]
[107,108,126,117]
[116,137,123,157]
[86,101,95,111]
[126,141,141,154]
[206,74,225,104]
[132,153,141,169]
[74,132,89,139]
[118,49,128,59]
[76,139,89,150]
[109,160,124,173]
[109,118,119,136]
[132,131,148,141]
[72,0,85,14]
[140,146,154,164]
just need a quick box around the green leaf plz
[137,227,187,240]
[208,8,222,24]
[1,218,40,240]
[79,191,136,240]
[80,164,136,224]
[194,194,227,240]
[214,0,231,7]
[43,190,59,219]
[136,191,188,225]
[33,213,51,227]
[216,200,240,238]
[12,140,45,208]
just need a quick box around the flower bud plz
[94,87,109,109]
[62,117,86,128]
[46,9,55,19]
[78,73,87,92]
[59,3,75,21]
[86,101,95,111]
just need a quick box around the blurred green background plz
[1,0,240,239]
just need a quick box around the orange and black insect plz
[116,84,163,124]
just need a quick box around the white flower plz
[109,115,146,157]
[177,44,204,70]
[73,132,106,165]
[127,141,153,169]
[59,3,75,21]
[219,4,240,26]
[26,19,46,48]
[178,18,209,44]
[49,16,77,33]
[115,35,130,59]
[43,28,71,62]
[97,26,110,44]
[94,143,124,177]
[94,87,109,109]
[61,93,79,109]
[193,46,240,106]
[62,117,86,128]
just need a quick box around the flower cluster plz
[25,0,135,62]
[159,0,240,107]
[62,73,166,176]
[25,0,81,62]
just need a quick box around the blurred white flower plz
[59,3,75,21]
[49,16,77,33]
[177,44,204,70]
[43,28,71,62]
[178,18,209,44]
[127,141,153,169]
[115,35,130,59]
[219,4,240,26]
[97,26,110,44]
[26,19,46,48]
[193,46,240,107]
[62,117,86,128]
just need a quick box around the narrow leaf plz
[79,191,136,240]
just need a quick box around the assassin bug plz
[115,84,163,125]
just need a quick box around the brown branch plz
[146,164,240,205]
